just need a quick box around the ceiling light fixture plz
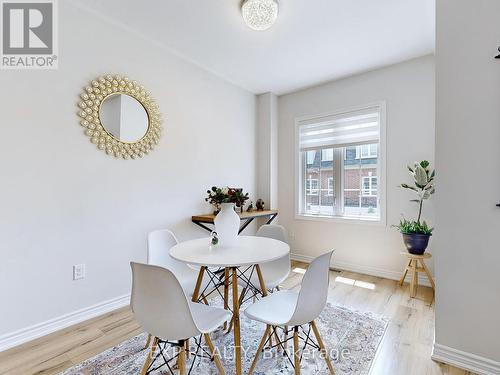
[241,0,279,31]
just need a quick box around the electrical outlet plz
[73,264,85,280]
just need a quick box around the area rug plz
[60,303,387,375]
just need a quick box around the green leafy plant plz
[396,218,433,235]
[394,160,435,235]
[205,186,249,212]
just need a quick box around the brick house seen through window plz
[304,144,378,218]
[297,104,384,221]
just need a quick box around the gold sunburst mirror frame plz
[77,74,162,159]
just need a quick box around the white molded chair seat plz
[244,290,297,325]
[189,302,232,333]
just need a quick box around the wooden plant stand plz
[399,252,435,298]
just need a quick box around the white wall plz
[278,56,435,278]
[256,93,278,209]
[433,0,500,369]
[0,0,256,344]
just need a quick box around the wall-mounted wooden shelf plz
[192,210,278,234]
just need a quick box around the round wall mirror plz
[77,74,162,159]
[99,93,149,143]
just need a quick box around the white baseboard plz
[432,343,500,375]
[0,294,130,352]
[291,252,432,287]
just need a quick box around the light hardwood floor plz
[0,262,473,375]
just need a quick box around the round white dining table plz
[169,235,290,375]
[170,235,290,267]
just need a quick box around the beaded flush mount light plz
[241,0,279,31]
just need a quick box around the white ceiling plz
[74,0,435,95]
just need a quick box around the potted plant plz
[205,186,250,214]
[205,186,228,214]
[228,188,250,213]
[395,160,435,254]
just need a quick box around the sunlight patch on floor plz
[292,267,306,274]
[335,276,376,290]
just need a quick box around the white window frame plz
[321,148,334,162]
[327,177,334,196]
[306,178,319,196]
[361,176,378,197]
[356,144,378,159]
[294,102,386,225]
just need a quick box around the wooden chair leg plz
[231,268,242,375]
[311,321,335,374]
[192,266,206,302]
[273,328,282,353]
[143,333,152,350]
[255,265,269,297]
[178,340,186,375]
[223,268,229,330]
[293,326,301,375]
[140,337,158,375]
[185,339,190,359]
[284,326,289,353]
[204,333,226,375]
[248,325,271,375]
[411,259,418,297]
[238,286,247,306]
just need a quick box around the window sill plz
[295,213,386,226]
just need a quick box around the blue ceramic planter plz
[402,233,431,255]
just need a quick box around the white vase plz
[214,203,239,247]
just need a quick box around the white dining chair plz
[244,251,336,375]
[148,229,212,299]
[146,229,211,348]
[131,262,230,375]
[237,225,291,301]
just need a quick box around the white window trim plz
[321,148,334,162]
[305,178,319,196]
[294,101,387,225]
[356,144,378,159]
[327,177,334,196]
[362,176,378,197]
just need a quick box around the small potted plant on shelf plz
[395,160,435,254]
[205,186,228,214]
[229,188,250,213]
[205,186,250,214]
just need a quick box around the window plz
[306,178,319,195]
[327,177,334,196]
[321,148,333,161]
[296,104,384,222]
[362,176,377,196]
[356,144,378,159]
[306,150,316,165]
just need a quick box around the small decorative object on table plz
[256,198,265,211]
[394,160,435,255]
[246,201,254,212]
[210,231,219,246]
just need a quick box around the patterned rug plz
[60,302,387,375]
